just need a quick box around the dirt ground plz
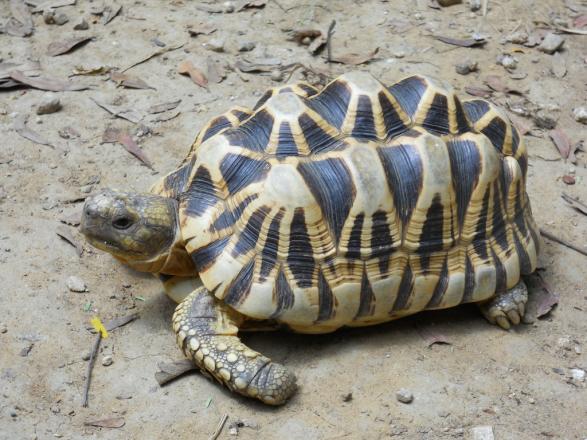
[1,0,586,439]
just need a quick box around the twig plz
[540,228,587,257]
[209,414,229,440]
[326,20,336,64]
[82,334,101,407]
[122,42,185,73]
[155,359,197,386]
[562,192,587,216]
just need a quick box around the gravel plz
[396,389,414,404]
[36,93,62,115]
[538,33,565,54]
[66,276,87,292]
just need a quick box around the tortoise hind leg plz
[479,280,528,330]
[173,286,297,405]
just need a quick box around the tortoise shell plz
[154,72,539,333]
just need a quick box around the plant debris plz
[84,417,125,429]
[47,36,94,56]
[187,23,217,37]
[540,228,587,257]
[121,42,185,73]
[56,224,83,256]
[14,114,54,148]
[562,193,587,216]
[155,359,197,386]
[206,58,226,84]
[549,128,574,161]
[31,0,76,13]
[435,35,487,47]
[9,70,89,91]
[91,98,142,123]
[5,0,34,37]
[109,71,155,89]
[237,0,267,11]
[329,47,379,65]
[102,126,153,168]
[178,60,208,89]
[147,100,181,114]
[416,325,452,347]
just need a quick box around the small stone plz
[238,41,256,52]
[396,388,413,404]
[472,426,494,440]
[571,368,586,382]
[74,19,89,30]
[0,323,7,333]
[43,10,56,24]
[455,60,478,75]
[438,410,451,417]
[116,393,133,400]
[506,31,528,44]
[101,355,113,366]
[342,392,353,402]
[497,54,517,70]
[36,94,62,115]
[10,410,17,417]
[20,343,33,357]
[270,70,283,82]
[223,1,235,12]
[80,185,93,194]
[469,0,481,11]
[573,107,587,124]
[533,110,557,129]
[66,276,87,293]
[54,13,69,25]
[81,352,91,361]
[562,175,576,185]
[538,33,565,54]
[204,38,225,52]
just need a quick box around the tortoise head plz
[80,189,194,275]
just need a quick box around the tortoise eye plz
[112,216,133,230]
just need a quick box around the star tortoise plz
[80,71,540,405]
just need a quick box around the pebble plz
[455,60,478,75]
[469,0,481,11]
[571,368,586,382]
[10,410,17,418]
[506,31,528,45]
[496,53,517,70]
[0,323,7,333]
[101,355,113,366]
[270,70,283,82]
[533,110,557,129]
[36,93,62,115]
[81,352,91,361]
[538,33,565,54]
[66,276,87,293]
[74,19,89,30]
[573,107,587,124]
[396,388,413,404]
[472,426,494,440]
[238,41,256,52]
[54,13,69,25]
[204,38,225,52]
[223,1,235,13]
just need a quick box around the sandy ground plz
[1,0,586,439]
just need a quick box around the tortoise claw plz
[480,281,528,330]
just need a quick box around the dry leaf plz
[84,417,125,429]
[330,47,379,65]
[102,3,121,24]
[47,36,93,56]
[435,35,486,47]
[14,114,54,148]
[110,71,155,89]
[573,14,587,28]
[549,128,572,160]
[416,325,452,347]
[308,35,327,55]
[9,70,88,91]
[0,60,40,80]
[56,224,83,256]
[206,58,225,84]
[178,60,208,88]
[102,126,152,168]
[237,0,266,11]
[121,42,185,73]
[507,112,532,135]
[187,23,217,37]
[72,64,111,75]
[155,360,196,386]
[525,273,560,321]
[147,100,181,114]
[31,0,76,13]
[105,313,139,332]
[6,0,34,37]
[59,211,81,226]
[288,29,322,44]
[91,98,142,124]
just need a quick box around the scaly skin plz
[172,287,297,405]
[479,281,528,330]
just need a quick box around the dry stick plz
[326,20,336,64]
[122,42,185,73]
[562,192,587,216]
[82,334,102,407]
[540,228,587,257]
[209,414,229,440]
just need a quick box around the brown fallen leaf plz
[150,110,180,123]
[206,57,225,84]
[465,85,492,98]
[0,60,40,80]
[59,211,82,226]
[9,70,88,91]
[507,112,533,135]
[155,360,197,386]
[549,128,572,160]
[72,64,111,76]
[147,100,181,114]
[84,417,125,429]
[435,35,486,47]
[105,313,139,332]
[47,36,94,57]
[574,14,587,28]
[14,114,54,148]
[6,0,34,37]
[178,60,208,89]
[416,325,452,347]
[102,3,122,24]
[237,0,267,11]
[109,71,155,89]
[91,98,142,124]
[102,126,153,168]
[287,29,322,45]
[330,47,379,65]
[187,23,217,37]
[527,273,560,321]
[56,224,83,256]
[234,60,275,73]
[562,192,587,216]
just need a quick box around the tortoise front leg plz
[479,280,528,330]
[173,287,297,405]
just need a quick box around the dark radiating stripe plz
[423,93,450,134]
[378,144,423,226]
[472,189,491,260]
[231,109,251,122]
[481,117,507,153]
[219,153,269,194]
[253,90,273,110]
[514,184,528,238]
[454,97,471,133]
[163,163,192,199]
[298,83,318,97]
[517,154,528,180]
[270,267,295,318]
[426,257,449,308]
[492,182,509,252]
[298,158,355,244]
[316,270,335,322]
[224,259,255,307]
[463,100,490,123]
[461,255,476,303]
[355,267,376,318]
[392,263,413,311]
[491,248,507,294]
[307,79,351,129]
[259,208,285,281]
[201,116,232,143]
[447,139,481,229]
[528,220,540,254]
[275,121,298,157]
[346,213,364,259]
[513,229,532,274]
[224,109,274,152]
[388,75,427,118]
[182,165,218,216]
[298,113,340,154]
[370,210,394,273]
[378,91,407,139]
[212,194,258,231]
[191,236,230,272]
[288,208,315,288]
[418,193,445,271]
[232,205,271,257]
[352,95,377,139]
[511,126,520,155]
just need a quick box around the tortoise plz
[80,71,540,405]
